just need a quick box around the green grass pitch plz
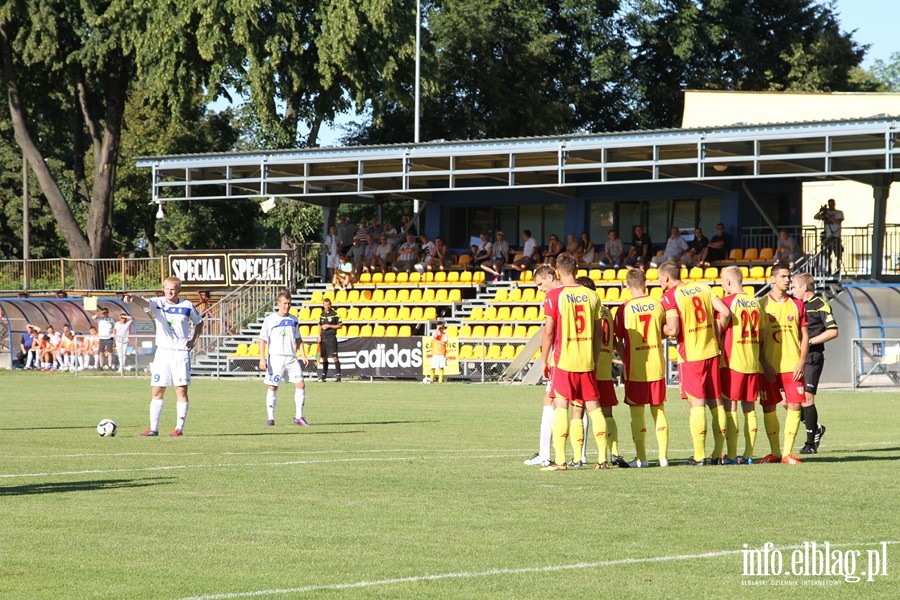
[1,373,897,599]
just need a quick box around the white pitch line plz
[183,541,899,600]
[0,453,522,479]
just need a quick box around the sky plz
[832,0,897,66]
[309,0,897,145]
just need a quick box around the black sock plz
[804,405,818,446]
[335,363,342,377]
[321,362,328,378]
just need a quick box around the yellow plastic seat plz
[372,289,386,303]
[359,306,373,321]
[360,324,374,337]
[512,325,528,338]
[423,307,436,320]
[459,344,474,359]
[384,307,399,320]
[398,325,411,337]
[372,324,387,337]
[483,306,497,321]
[395,289,410,303]
[501,344,517,360]
[496,306,511,321]
[372,306,386,320]
[688,267,704,280]
[435,289,449,303]
[619,288,633,302]
[602,269,616,281]
[370,272,384,284]
[645,268,658,281]
[459,325,472,338]
[523,306,540,321]
[409,307,423,321]
[510,306,525,321]
[605,287,620,302]
[499,324,513,338]
[397,307,413,321]
[385,325,399,337]
[358,273,371,284]
[344,325,360,337]
[433,271,447,283]
[493,289,509,302]
[703,267,718,280]
[759,247,774,262]
[519,269,532,282]
[383,272,396,284]
[422,288,436,302]
[728,248,743,261]
[447,271,460,283]
[233,343,249,357]
[526,325,540,337]
[408,288,423,302]
[408,272,421,284]
[649,287,663,300]
[471,325,486,338]
[347,290,360,303]
[310,291,324,305]
[711,285,724,298]
[485,345,502,359]
[743,248,759,262]
[448,289,462,303]
[520,287,536,302]
[485,325,500,338]
[616,269,628,281]
[395,272,409,283]
[469,307,483,321]
[445,325,458,337]
[507,288,522,302]
[247,343,260,357]
[460,271,473,283]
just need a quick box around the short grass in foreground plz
[0,373,897,599]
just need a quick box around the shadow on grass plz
[0,426,93,432]
[0,477,176,496]
[202,430,366,437]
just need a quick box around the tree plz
[868,52,900,92]
[625,0,869,129]
[0,0,215,287]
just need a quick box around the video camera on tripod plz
[814,204,831,222]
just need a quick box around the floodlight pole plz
[23,155,30,292]
[413,0,421,224]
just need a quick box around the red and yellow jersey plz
[660,283,719,363]
[61,337,76,353]
[543,284,600,373]
[614,296,666,382]
[721,293,762,375]
[759,294,807,374]
[595,305,615,382]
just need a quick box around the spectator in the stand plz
[651,227,689,268]
[472,232,492,271]
[353,221,369,246]
[773,229,803,267]
[481,231,510,282]
[700,223,730,266]
[337,215,355,254]
[414,234,437,273]
[362,234,379,273]
[399,214,417,238]
[685,227,709,268]
[324,224,341,275]
[579,233,596,265]
[348,237,366,278]
[332,254,355,289]
[394,233,420,273]
[367,217,380,236]
[565,233,582,261]
[510,229,541,272]
[624,225,652,270]
[598,229,625,270]
[372,234,393,274]
[382,220,399,248]
[543,234,562,267]
[428,236,450,272]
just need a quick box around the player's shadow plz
[801,454,899,464]
[317,420,439,426]
[0,477,176,497]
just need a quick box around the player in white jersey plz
[258,291,311,427]
[135,276,203,437]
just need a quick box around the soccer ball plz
[97,419,117,437]
[422,376,432,384]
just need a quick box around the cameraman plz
[816,198,844,274]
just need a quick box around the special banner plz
[168,250,292,288]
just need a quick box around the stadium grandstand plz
[2,91,899,386]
